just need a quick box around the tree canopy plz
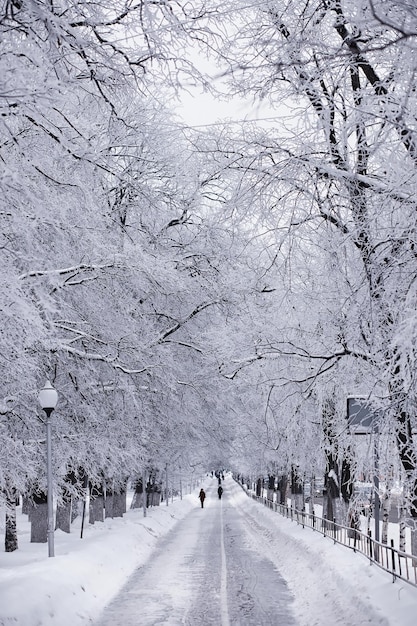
[1,0,417,546]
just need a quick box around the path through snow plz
[95,477,386,626]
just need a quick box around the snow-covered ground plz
[1,475,416,625]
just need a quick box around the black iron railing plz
[241,486,417,588]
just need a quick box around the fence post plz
[390,539,396,583]
[368,530,373,562]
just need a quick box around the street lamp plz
[38,380,58,557]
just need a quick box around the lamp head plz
[38,381,58,411]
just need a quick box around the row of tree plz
[188,0,417,550]
[1,1,417,556]
[0,0,252,550]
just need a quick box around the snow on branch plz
[219,342,370,381]
[63,346,150,375]
[330,0,417,165]
[154,300,220,344]
[19,262,116,281]
[161,340,204,353]
[55,324,108,346]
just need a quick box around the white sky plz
[173,43,283,129]
[1,475,416,626]
[176,88,274,127]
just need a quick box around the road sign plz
[347,397,381,435]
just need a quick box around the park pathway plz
[94,476,297,625]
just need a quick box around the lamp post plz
[38,381,58,557]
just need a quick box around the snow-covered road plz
[96,479,296,625]
[95,477,383,625]
[2,475,417,626]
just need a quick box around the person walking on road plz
[199,488,206,508]
[218,485,223,499]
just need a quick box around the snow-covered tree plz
[180,0,417,540]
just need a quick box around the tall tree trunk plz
[105,479,114,519]
[30,492,48,543]
[55,500,72,533]
[399,500,407,553]
[309,476,315,515]
[267,475,275,502]
[71,499,79,523]
[56,470,78,533]
[89,481,104,524]
[396,406,417,519]
[5,491,18,552]
[131,478,145,509]
[104,476,126,518]
[389,377,417,555]
[22,495,30,516]
[291,466,303,510]
[322,398,343,525]
[277,474,288,505]
[113,484,127,518]
[381,481,392,545]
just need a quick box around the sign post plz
[347,397,381,554]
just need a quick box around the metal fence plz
[243,488,417,588]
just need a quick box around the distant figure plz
[218,485,223,500]
[199,488,206,508]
